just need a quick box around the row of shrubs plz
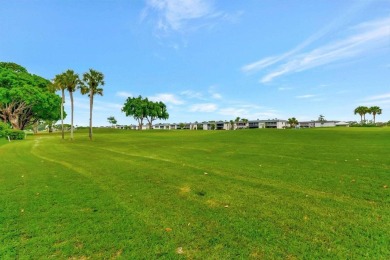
[0,122,25,140]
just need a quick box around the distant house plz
[335,121,350,127]
[216,121,230,130]
[153,123,170,130]
[314,121,338,127]
[247,119,287,129]
[298,121,315,128]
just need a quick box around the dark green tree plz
[0,63,62,130]
[145,101,169,129]
[107,116,117,127]
[122,95,147,130]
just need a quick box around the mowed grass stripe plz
[1,128,389,258]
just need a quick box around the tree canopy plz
[122,95,169,129]
[0,62,62,129]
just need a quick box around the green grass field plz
[1,128,389,259]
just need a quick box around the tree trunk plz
[89,90,93,140]
[61,89,64,139]
[33,121,38,134]
[9,114,20,129]
[70,91,74,140]
[373,113,376,124]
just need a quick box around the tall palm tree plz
[80,69,104,140]
[354,106,368,123]
[369,106,382,123]
[52,74,66,139]
[62,70,81,140]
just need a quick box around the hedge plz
[4,129,25,140]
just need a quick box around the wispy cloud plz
[365,92,390,101]
[145,0,214,31]
[116,91,133,98]
[296,94,317,99]
[361,92,390,108]
[208,85,222,99]
[241,1,371,74]
[242,15,390,83]
[189,103,217,112]
[150,93,184,105]
[278,87,293,91]
[180,90,204,100]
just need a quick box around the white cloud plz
[260,17,390,83]
[278,87,293,91]
[116,91,133,98]
[242,15,390,83]
[180,90,204,99]
[150,93,184,105]
[295,94,316,99]
[208,85,222,99]
[189,103,217,112]
[145,0,214,31]
[211,93,222,99]
[365,92,390,101]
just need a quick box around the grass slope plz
[1,128,389,259]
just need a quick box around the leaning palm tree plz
[63,70,81,140]
[52,74,66,139]
[354,106,369,124]
[369,106,382,123]
[80,69,104,140]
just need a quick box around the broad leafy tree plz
[368,106,382,123]
[145,101,169,129]
[80,69,105,140]
[0,62,62,130]
[122,95,169,130]
[122,96,147,130]
[354,106,369,123]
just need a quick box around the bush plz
[4,129,25,140]
[0,122,10,138]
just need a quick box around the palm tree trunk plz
[61,89,64,139]
[89,90,93,140]
[373,113,376,124]
[70,91,74,140]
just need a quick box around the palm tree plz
[369,106,382,123]
[318,114,326,125]
[354,106,369,123]
[80,69,105,140]
[234,117,240,130]
[52,74,66,139]
[242,118,248,128]
[288,117,299,128]
[62,70,81,140]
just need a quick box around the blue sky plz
[1,0,389,126]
